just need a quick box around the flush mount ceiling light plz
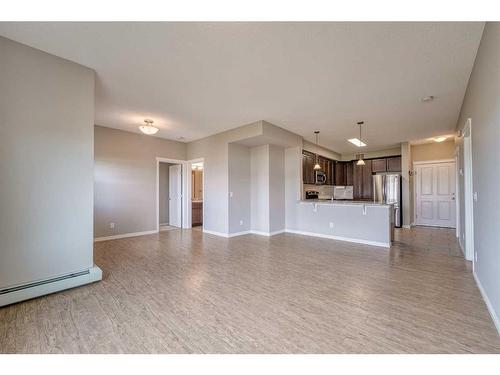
[139,119,159,135]
[348,138,367,147]
[313,131,321,170]
[348,121,367,148]
[433,136,447,143]
[421,95,434,103]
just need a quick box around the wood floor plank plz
[0,226,499,353]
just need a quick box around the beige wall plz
[455,22,500,329]
[0,37,95,289]
[94,126,186,238]
[411,140,455,162]
[303,140,341,160]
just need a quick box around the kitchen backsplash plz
[303,184,334,198]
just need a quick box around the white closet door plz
[415,162,456,228]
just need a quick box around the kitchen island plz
[286,199,394,248]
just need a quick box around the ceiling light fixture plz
[313,131,321,171]
[139,119,159,135]
[356,153,365,166]
[348,138,367,147]
[421,95,434,103]
[355,121,366,166]
[433,136,447,143]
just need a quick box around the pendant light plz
[356,121,365,166]
[139,119,159,135]
[313,131,321,170]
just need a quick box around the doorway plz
[190,161,204,227]
[414,159,456,228]
[157,158,185,231]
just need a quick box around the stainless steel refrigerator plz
[373,174,402,228]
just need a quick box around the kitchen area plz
[288,148,402,248]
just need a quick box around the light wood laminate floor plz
[1,227,499,353]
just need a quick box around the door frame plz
[463,118,475,263]
[156,157,187,231]
[412,158,456,227]
[185,158,205,230]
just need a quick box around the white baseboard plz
[204,229,286,238]
[0,266,102,307]
[228,230,251,237]
[203,229,230,238]
[402,225,411,229]
[94,229,158,242]
[473,272,500,336]
[285,229,390,248]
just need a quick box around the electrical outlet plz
[110,222,115,229]
[475,252,478,262]
[473,192,478,202]
[230,191,234,198]
[329,222,334,229]
[239,220,243,226]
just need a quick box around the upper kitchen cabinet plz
[386,156,402,172]
[302,150,316,184]
[302,151,336,185]
[371,158,387,173]
[334,161,353,186]
[353,159,373,200]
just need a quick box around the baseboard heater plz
[0,266,102,307]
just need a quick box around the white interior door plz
[169,164,182,228]
[415,162,456,228]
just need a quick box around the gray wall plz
[250,145,270,233]
[0,37,95,288]
[94,126,186,238]
[455,23,500,326]
[228,143,251,233]
[268,144,286,233]
[158,162,172,225]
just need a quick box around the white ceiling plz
[0,22,484,153]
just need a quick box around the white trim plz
[463,118,475,263]
[186,158,205,230]
[412,158,455,166]
[228,230,252,237]
[156,157,187,233]
[0,266,102,307]
[202,229,230,238]
[94,229,158,242]
[474,272,500,336]
[402,224,411,229]
[285,229,390,248]
[203,229,286,238]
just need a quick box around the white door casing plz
[169,164,182,227]
[415,161,456,228]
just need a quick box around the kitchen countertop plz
[299,199,392,207]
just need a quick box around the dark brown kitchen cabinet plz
[387,156,402,172]
[302,150,316,184]
[345,163,353,185]
[353,160,373,200]
[335,162,345,186]
[371,158,387,173]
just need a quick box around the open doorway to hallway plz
[191,161,204,227]
[157,159,184,231]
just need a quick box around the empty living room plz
[1,1,499,373]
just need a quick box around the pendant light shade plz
[313,131,321,170]
[139,119,159,135]
[356,158,366,166]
